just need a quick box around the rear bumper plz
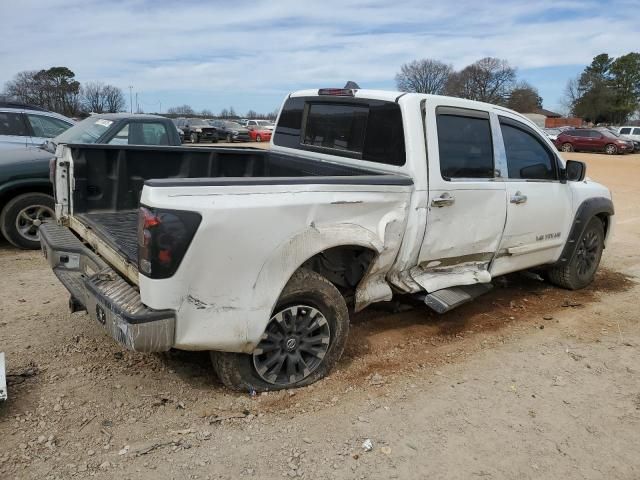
[39,222,175,352]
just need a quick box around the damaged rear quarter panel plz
[137,183,411,352]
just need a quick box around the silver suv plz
[0,102,74,149]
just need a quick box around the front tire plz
[0,192,55,249]
[605,143,617,155]
[190,132,199,143]
[561,143,574,152]
[212,268,349,391]
[226,134,232,143]
[546,218,605,290]
[255,134,262,142]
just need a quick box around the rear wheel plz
[561,143,574,152]
[605,143,617,155]
[212,268,349,391]
[190,132,199,143]
[546,218,605,290]
[0,192,54,249]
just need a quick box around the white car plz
[41,88,613,391]
[246,119,275,131]
[618,126,640,151]
[0,102,74,149]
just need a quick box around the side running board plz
[423,283,493,314]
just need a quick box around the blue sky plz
[1,0,638,116]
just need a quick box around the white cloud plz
[0,0,638,112]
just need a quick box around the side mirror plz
[565,160,586,182]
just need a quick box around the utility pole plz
[128,86,133,113]
[135,92,138,114]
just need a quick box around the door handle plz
[510,191,527,204]
[431,193,455,207]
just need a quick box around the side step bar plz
[423,283,493,314]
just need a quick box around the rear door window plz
[26,114,71,138]
[436,109,494,179]
[0,112,29,136]
[633,128,640,135]
[620,127,632,134]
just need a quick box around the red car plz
[554,128,633,155]
[248,127,271,143]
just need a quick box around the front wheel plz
[255,134,262,142]
[561,143,574,152]
[212,268,349,391]
[546,218,605,290]
[226,134,232,143]
[190,132,199,143]
[605,143,617,155]
[0,192,55,249]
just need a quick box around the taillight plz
[137,206,201,279]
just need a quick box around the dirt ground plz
[1,151,639,479]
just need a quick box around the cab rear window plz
[274,97,406,166]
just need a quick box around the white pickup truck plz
[40,88,614,391]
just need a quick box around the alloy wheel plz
[15,204,54,242]
[252,305,331,386]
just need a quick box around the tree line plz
[396,52,640,123]
[3,67,125,116]
[166,104,278,120]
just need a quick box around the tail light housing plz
[137,206,201,279]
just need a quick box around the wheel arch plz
[553,197,614,268]
[0,180,53,214]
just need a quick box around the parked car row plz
[171,117,274,143]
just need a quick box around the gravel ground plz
[1,151,639,479]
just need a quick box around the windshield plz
[256,120,272,126]
[601,130,619,138]
[188,118,209,126]
[544,128,561,135]
[225,121,243,128]
[55,117,114,144]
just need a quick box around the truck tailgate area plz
[75,211,139,265]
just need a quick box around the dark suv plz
[555,128,633,155]
[174,118,219,143]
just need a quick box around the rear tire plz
[211,268,349,392]
[546,218,605,290]
[605,143,617,155]
[561,143,574,152]
[0,192,54,249]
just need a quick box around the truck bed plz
[63,144,411,278]
[75,211,139,264]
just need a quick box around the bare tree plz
[82,82,107,113]
[219,108,230,118]
[81,82,125,113]
[246,109,257,119]
[103,85,125,113]
[228,106,237,118]
[167,104,195,115]
[201,109,213,117]
[446,57,516,105]
[395,59,453,94]
[560,77,580,116]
